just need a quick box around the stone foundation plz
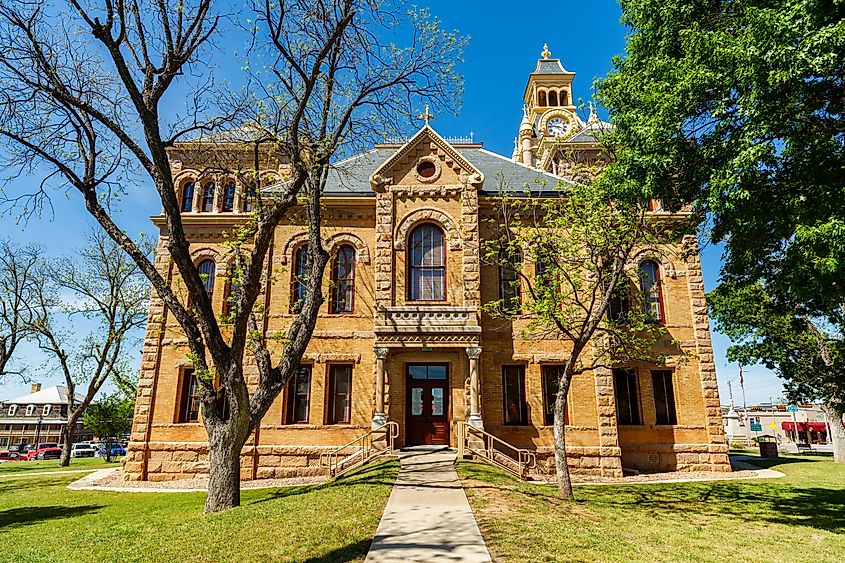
[621,443,731,473]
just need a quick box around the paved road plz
[365,448,492,563]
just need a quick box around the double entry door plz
[405,363,449,445]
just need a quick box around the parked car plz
[71,443,96,458]
[0,451,24,462]
[98,444,126,458]
[28,443,62,460]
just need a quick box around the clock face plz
[546,117,567,136]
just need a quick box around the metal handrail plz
[319,421,399,477]
[457,421,537,479]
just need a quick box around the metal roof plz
[2,386,85,405]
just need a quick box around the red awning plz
[782,421,827,432]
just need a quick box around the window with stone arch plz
[201,182,215,212]
[498,246,522,311]
[291,245,309,313]
[548,90,558,106]
[330,244,356,314]
[639,260,664,323]
[222,181,235,212]
[559,90,569,105]
[181,181,195,212]
[538,90,547,107]
[197,259,216,300]
[408,223,446,301]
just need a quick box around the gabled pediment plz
[369,126,484,192]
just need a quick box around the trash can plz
[757,435,778,459]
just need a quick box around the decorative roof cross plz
[418,103,435,125]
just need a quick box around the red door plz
[405,364,449,445]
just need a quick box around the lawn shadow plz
[0,505,104,529]
[301,539,372,563]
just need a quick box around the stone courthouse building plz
[124,48,730,481]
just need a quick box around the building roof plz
[287,145,568,197]
[3,386,85,405]
[534,58,569,75]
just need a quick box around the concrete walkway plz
[365,447,492,563]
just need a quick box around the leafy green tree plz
[710,282,845,461]
[597,0,845,436]
[83,392,135,463]
[484,180,677,499]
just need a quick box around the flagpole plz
[740,365,748,419]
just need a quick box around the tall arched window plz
[197,259,216,300]
[498,247,522,311]
[181,182,195,212]
[243,186,255,212]
[549,91,559,106]
[408,224,445,301]
[222,182,235,212]
[201,182,215,212]
[560,90,569,105]
[330,245,355,314]
[291,245,309,313]
[640,260,663,323]
[538,90,547,106]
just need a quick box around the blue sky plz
[0,0,784,406]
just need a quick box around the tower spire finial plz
[541,43,551,59]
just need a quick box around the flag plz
[739,365,744,388]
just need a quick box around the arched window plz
[243,186,255,212]
[181,182,195,212]
[538,90,547,106]
[640,260,663,323]
[408,224,445,301]
[498,247,522,311]
[201,182,215,212]
[560,90,569,105]
[197,259,216,300]
[330,245,355,314]
[608,279,630,322]
[222,182,235,212]
[549,91,559,106]
[291,245,309,313]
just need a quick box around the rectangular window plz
[502,365,528,425]
[652,370,677,425]
[7,405,16,416]
[42,405,51,416]
[0,437,7,447]
[25,405,35,416]
[542,366,569,426]
[177,368,200,423]
[286,365,312,424]
[613,368,641,425]
[328,365,353,424]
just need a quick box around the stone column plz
[466,346,483,429]
[373,347,389,428]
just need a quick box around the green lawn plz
[0,456,120,475]
[458,455,845,562]
[0,460,398,562]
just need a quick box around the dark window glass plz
[330,245,355,313]
[178,369,200,423]
[652,370,677,425]
[542,365,568,426]
[538,91,547,106]
[549,90,559,106]
[329,365,353,424]
[498,247,521,311]
[197,259,216,300]
[181,182,195,212]
[243,186,255,212]
[286,366,312,424]
[407,364,447,380]
[222,182,235,212]
[291,245,309,313]
[201,182,215,212]
[613,368,640,425]
[560,91,568,105]
[502,365,528,425]
[409,224,445,301]
[608,282,630,322]
[640,261,663,323]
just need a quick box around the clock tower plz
[515,45,597,173]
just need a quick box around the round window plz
[416,161,437,178]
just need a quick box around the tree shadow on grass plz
[0,505,104,529]
[301,539,372,563]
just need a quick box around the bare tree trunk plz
[823,403,845,463]
[205,424,248,513]
[553,373,575,500]
[59,423,75,467]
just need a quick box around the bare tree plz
[0,0,464,512]
[26,230,149,466]
[0,239,41,379]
